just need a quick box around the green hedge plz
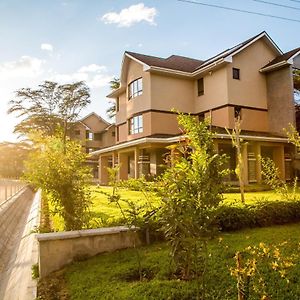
[215,200,300,231]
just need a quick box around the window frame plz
[128,114,143,135]
[128,78,143,100]
[197,78,204,96]
[232,68,240,80]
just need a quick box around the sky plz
[0,0,299,142]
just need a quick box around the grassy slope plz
[40,223,300,300]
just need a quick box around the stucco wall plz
[266,66,295,135]
[227,38,277,109]
[150,73,194,113]
[37,227,141,278]
[194,67,229,112]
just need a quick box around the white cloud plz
[78,64,106,73]
[101,3,157,27]
[41,43,54,52]
[0,56,44,80]
[50,63,113,88]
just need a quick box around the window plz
[116,126,119,142]
[197,78,204,96]
[198,113,205,122]
[234,106,242,119]
[128,78,143,100]
[129,115,143,135]
[233,68,240,80]
[116,97,119,112]
[112,131,115,137]
[86,131,93,140]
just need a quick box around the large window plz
[129,115,143,135]
[128,78,143,100]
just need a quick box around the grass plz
[49,186,300,231]
[38,223,300,300]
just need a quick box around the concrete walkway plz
[0,188,40,300]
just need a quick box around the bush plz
[216,200,300,231]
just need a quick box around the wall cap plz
[37,226,137,241]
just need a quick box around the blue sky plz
[0,0,299,141]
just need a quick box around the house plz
[71,112,115,179]
[92,31,300,185]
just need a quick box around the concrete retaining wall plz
[37,226,140,278]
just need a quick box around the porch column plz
[134,147,139,179]
[99,155,109,185]
[112,151,117,167]
[274,145,285,181]
[254,143,262,183]
[118,152,128,180]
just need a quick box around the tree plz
[106,77,120,119]
[0,141,31,178]
[226,115,245,203]
[157,114,227,290]
[24,133,92,230]
[8,81,90,140]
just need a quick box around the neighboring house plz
[92,31,300,185]
[71,112,115,179]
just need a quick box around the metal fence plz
[0,180,26,205]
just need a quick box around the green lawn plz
[38,223,300,300]
[50,186,298,231]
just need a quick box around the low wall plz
[37,226,140,278]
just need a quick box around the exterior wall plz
[102,126,116,148]
[37,227,141,278]
[150,112,181,136]
[116,60,151,125]
[293,54,300,69]
[150,73,194,112]
[228,107,269,131]
[83,114,108,132]
[210,107,230,128]
[227,38,277,109]
[266,66,295,135]
[194,67,229,112]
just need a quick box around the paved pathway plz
[0,188,39,300]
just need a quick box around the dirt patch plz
[37,269,70,300]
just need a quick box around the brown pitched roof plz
[262,47,300,69]
[126,51,203,72]
[126,31,278,74]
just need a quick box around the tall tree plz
[8,81,90,139]
[0,141,31,178]
[106,77,120,119]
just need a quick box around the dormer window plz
[128,78,143,100]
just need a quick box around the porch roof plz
[89,133,289,157]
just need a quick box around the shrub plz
[216,200,300,231]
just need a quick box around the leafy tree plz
[8,81,90,141]
[157,114,227,289]
[0,141,31,178]
[106,77,120,119]
[24,133,92,230]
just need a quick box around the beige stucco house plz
[71,112,115,179]
[92,31,300,185]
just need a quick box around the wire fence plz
[0,179,26,206]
